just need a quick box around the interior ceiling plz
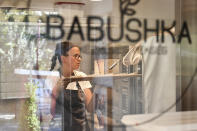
[0,0,86,10]
[30,0,55,10]
[31,0,86,10]
[0,0,112,15]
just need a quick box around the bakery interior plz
[0,0,196,131]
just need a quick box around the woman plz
[50,41,93,131]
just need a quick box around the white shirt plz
[65,70,92,91]
[142,35,176,113]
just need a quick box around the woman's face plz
[62,47,81,71]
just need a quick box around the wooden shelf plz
[64,73,141,81]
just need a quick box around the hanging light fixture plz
[90,0,103,1]
[15,0,28,9]
[54,0,85,24]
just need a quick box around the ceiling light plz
[90,0,103,2]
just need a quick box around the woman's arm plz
[51,85,59,117]
[84,88,93,112]
[51,79,70,117]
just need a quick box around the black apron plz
[54,81,89,131]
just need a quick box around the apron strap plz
[76,81,90,131]
[76,81,86,94]
[76,81,80,89]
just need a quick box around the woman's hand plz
[84,88,93,112]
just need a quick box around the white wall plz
[134,0,175,20]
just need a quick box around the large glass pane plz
[0,0,196,131]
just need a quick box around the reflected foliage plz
[0,9,53,70]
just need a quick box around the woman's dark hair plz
[50,41,79,71]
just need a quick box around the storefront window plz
[0,0,196,131]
